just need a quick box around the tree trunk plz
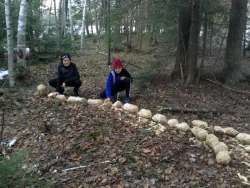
[185,0,201,85]
[94,0,101,46]
[107,0,111,64]
[209,18,213,56]
[113,0,122,51]
[196,9,208,83]
[48,0,53,34]
[53,0,61,52]
[80,0,87,50]
[59,0,66,39]
[69,0,74,41]
[17,0,29,70]
[4,0,15,87]
[172,0,191,80]
[223,0,248,84]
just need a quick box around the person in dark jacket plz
[49,53,81,96]
[100,57,132,103]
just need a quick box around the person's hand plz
[62,82,66,87]
[120,76,126,80]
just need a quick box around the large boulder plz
[37,84,47,97]
[205,134,219,148]
[192,120,209,129]
[87,99,104,106]
[138,109,152,119]
[168,119,179,127]
[236,133,250,145]
[224,127,239,137]
[216,151,231,165]
[67,96,87,104]
[191,127,208,141]
[123,103,139,113]
[175,122,190,132]
[152,114,167,124]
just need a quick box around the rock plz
[123,103,139,113]
[110,167,119,175]
[55,94,67,102]
[167,119,179,127]
[152,114,167,124]
[236,133,250,145]
[155,125,166,135]
[214,126,225,134]
[112,101,123,108]
[101,99,113,108]
[192,120,209,129]
[175,122,190,132]
[67,96,87,104]
[118,157,127,164]
[212,142,228,154]
[138,109,152,119]
[216,151,231,165]
[244,146,250,152]
[87,99,103,106]
[224,127,239,137]
[37,84,47,96]
[205,134,219,148]
[138,117,150,124]
[48,92,59,98]
[191,127,208,141]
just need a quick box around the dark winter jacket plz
[105,68,132,98]
[58,63,80,83]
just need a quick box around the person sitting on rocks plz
[100,56,132,103]
[49,53,81,96]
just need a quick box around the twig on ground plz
[160,106,223,115]
[62,160,112,173]
[1,110,4,141]
[205,79,250,95]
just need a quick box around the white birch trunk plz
[80,0,87,49]
[69,0,74,41]
[62,0,66,36]
[4,0,15,87]
[17,0,28,68]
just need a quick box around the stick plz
[62,160,111,173]
[160,106,223,115]
[0,110,4,141]
[205,79,250,95]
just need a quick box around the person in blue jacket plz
[100,57,132,103]
[49,53,81,96]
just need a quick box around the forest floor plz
[1,41,250,187]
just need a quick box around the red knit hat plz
[112,58,124,69]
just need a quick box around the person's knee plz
[75,80,82,87]
[71,80,82,87]
[123,79,131,85]
[49,79,56,87]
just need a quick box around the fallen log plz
[160,106,223,115]
[205,79,250,95]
